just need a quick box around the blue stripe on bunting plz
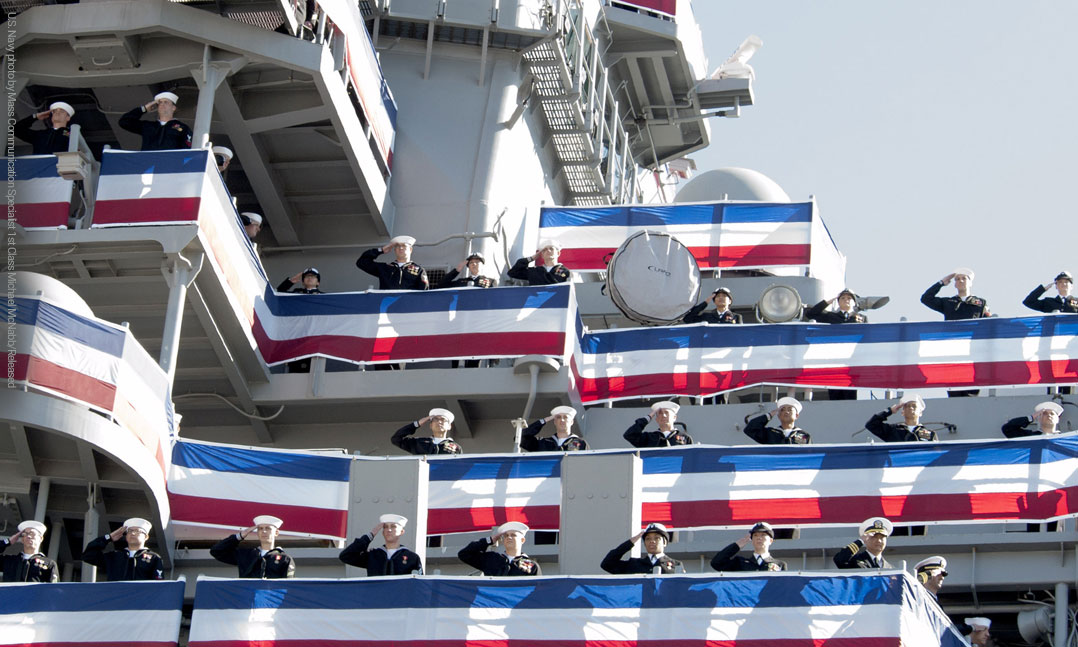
[14,155,60,180]
[192,573,904,610]
[262,283,571,317]
[538,202,811,228]
[172,441,351,482]
[15,298,126,357]
[427,455,562,482]
[640,434,1078,474]
[0,580,185,614]
[578,315,1078,353]
[99,149,209,176]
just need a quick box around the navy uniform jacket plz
[623,418,693,447]
[508,257,570,285]
[210,534,295,579]
[601,540,682,574]
[81,535,164,581]
[683,302,742,324]
[118,107,192,151]
[1002,416,1050,438]
[920,282,988,320]
[276,278,323,294]
[710,542,787,572]
[805,300,867,324]
[520,419,588,452]
[744,414,811,445]
[356,248,429,290]
[1023,285,1078,314]
[458,538,541,576]
[391,422,463,455]
[14,116,70,154]
[438,269,496,289]
[1,539,59,582]
[865,410,938,442]
[833,539,892,569]
[339,534,422,576]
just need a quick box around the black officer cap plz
[642,522,671,542]
[750,521,775,538]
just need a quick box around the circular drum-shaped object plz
[606,230,701,325]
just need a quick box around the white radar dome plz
[674,167,792,203]
[13,272,95,318]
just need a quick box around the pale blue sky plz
[691,1,1078,322]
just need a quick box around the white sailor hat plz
[49,101,75,116]
[914,556,948,574]
[388,235,416,246]
[379,513,408,527]
[17,520,46,534]
[124,517,152,533]
[952,267,975,280]
[550,405,577,419]
[650,401,680,414]
[211,145,233,161]
[253,515,283,529]
[497,521,529,536]
[859,517,893,537]
[642,522,671,542]
[964,617,991,630]
[776,396,802,414]
[241,212,263,226]
[428,408,455,424]
[154,91,179,104]
[749,521,775,538]
[538,239,562,251]
[1034,401,1064,416]
[899,393,926,409]
[1055,271,1073,283]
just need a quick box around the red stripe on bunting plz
[14,202,69,228]
[427,505,561,535]
[93,197,201,225]
[251,315,566,364]
[15,354,117,411]
[188,639,898,647]
[5,643,177,647]
[556,244,811,271]
[643,486,1078,528]
[168,494,347,539]
[575,360,1078,402]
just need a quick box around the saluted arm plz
[681,301,708,324]
[507,257,532,281]
[209,533,242,566]
[623,417,650,448]
[437,269,460,289]
[338,534,373,568]
[118,106,146,135]
[458,538,492,571]
[710,542,743,571]
[520,419,546,453]
[391,422,421,454]
[356,248,384,277]
[804,299,830,321]
[13,115,38,143]
[865,410,903,442]
[600,540,636,574]
[1002,416,1037,438]
[832,539,865,569]
[1022,285,1053,313]
[743,414,779,445]
[80,535,112,567]
[920,281,946,314]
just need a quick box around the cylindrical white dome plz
[674,167,792,203]
[13,272,94,317]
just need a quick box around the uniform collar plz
[554,434,579,446]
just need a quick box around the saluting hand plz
[890,403,903,414]
[630,529,647,543]
[35,111,50,121]
[735,533,751,548]
[289,272,303,284]
[144,101,157,112]
[370,522,384,537]
[940,273,956,285]
[859,533,870,543]
[239,526,257,540]
[109,527,127,542]
[8,530,22,544]
[455,260,467,272]
[418,415,431,427]
[381,243,393,254]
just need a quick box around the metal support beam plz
[34,477,51,522]
[159,252,204,384]
[215,78,301,245]
[186,284,273,443]
[8,423,37,478]
[245,106,331,134]
[191,48,249,149]
[81,485,101,582]
[443,399,472,439]
[1055,582,1068,647]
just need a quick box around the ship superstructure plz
[3,1,1077,645]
